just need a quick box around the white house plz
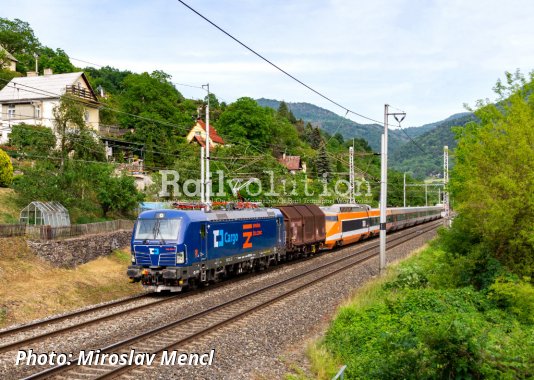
[0,71,99,144]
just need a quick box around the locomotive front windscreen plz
[134,218,182,241]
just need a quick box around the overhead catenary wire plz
[175,0,384,126]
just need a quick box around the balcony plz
[65,85,98,103]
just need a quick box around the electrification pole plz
[349,145,355,204]
[203,84,211,211]
[200,148,205,204]
[403,172,407,208]
[380,104,406,274]
[443,145,449,226]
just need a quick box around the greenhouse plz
[19,202,71,227]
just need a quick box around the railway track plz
[22,220,441,380]
[0,251,300,354]
[0,292,183,355]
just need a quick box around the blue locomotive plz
[127,208,286,292]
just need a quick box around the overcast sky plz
[2,0,534,126]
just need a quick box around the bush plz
[8,123,56,157]
[489,276,534,324]
[0,148,13,187]
[322,246,534,380]
[13,160,143,219]
[383,264,428,290]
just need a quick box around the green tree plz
[216,97,274,146]
[310,127,323,150]
[0,148,13,187]
[0,17,41,74]
[97,174,144,216]
[0,17,39,57]
[277,100,296,123]
[67,129,106,162]
[53,95,87,167]
[37,47,76,74]
[118,71,189,167]
[84,65,132,95]
[14,160,143,220]
[450,70,534,277]
[316,143,331,179]
[9,123,56,157]
[0,68,22,90]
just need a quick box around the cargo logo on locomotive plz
[213,229,239,248]
[149,247,159,255]
[242,223,262,249]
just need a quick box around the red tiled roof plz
[193,135,206,147]
[196,119,224,145]
[278,155,302,171]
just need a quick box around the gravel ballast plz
[127,228,438,380]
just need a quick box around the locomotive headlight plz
[131,254,136,263]
[176,251,185,264]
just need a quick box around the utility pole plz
[443,145,449,226]
[33,52,39,73]
[380,104,406,273]
[203,84,211,211]
[349,145,355,204]
[403,172,407,207]
[200,148,205,204]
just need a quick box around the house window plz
[195,131,201,136]
[84,111,90,122]
[34,105,41,118]
[7,104,15,118]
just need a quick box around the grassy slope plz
[289,243,534,380]
[0,238,142,328]
[0,188,20,224]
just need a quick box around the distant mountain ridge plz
[256,98,475,178]
[390,113,477,178]
[256,98,409,153]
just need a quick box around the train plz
[127,204,442,292]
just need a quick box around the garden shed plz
[19,201,71,227]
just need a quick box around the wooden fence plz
[0,220,134,240]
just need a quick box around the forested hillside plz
[257,98,410,153]
[390,113,477,178]
[257,99,476,179]
[401,112,472,138]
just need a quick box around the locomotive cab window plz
[135,218,181,241]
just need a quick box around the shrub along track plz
[21,220,442,380]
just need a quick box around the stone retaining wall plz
[27,230,132,268]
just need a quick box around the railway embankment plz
[0,238,141,328]
[301,239,534,380]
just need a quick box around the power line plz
[175,0,384,126]
[0,78,194,134]
[396,125,432,156]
